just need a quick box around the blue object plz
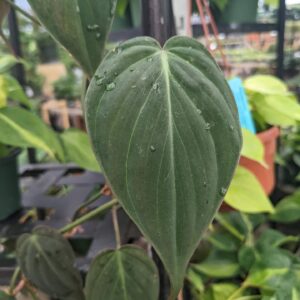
[228,77,256,133]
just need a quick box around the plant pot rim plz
[0,148,22,164]
[257,126,280,142]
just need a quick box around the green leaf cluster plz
[188,211,300,300]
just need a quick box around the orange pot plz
[240,126,280,195]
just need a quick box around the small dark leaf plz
[85,245,159,300]
[16,226,84,300]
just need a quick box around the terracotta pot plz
[240,126,280,195]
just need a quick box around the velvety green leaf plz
[238,245,257,272]
[0,55,18,74]
[85,36,242,296]
[250,93,300,127]
[244,75,288,95]
[225,166,274,213]
[192,250,240,279]
[4,74,32,108]
[85,246,159,300]
[216,212,249,240]
[0,107,64,159]
[60,129,100,172]
[206,230,240,252]
[16,226,84,300]
[270,190,300,223]
[28,0,117,77]
[0,290,15,300]
[241,128,266,166]
[256,229,299,252]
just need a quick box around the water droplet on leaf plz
[106,82,116,91]
[153,83,159,90]
[150,145,156,152]
[96,77,105,86]
[205,123,211,130]
[147,57,153,62]
[220,188,227,196]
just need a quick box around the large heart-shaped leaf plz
[16,226,84,300]
[85,36,242,297]
[85,246,159,300]
[28,0,117,77]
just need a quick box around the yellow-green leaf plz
[225,166,274,213]
[241,128,266,167]
[244,75,288,95]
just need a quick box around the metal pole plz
[276,0,286,79]
[141,0,176,45]
[142,2,177,298]
[8,3,36,163]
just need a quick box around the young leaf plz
[244,75,288,95]
[203,283,239,300]
[85,246,159,300]
[28,0,118,77]
[60,129,100,172]
[16,226,84,300]
[241,128,266,167]
[0,107,64,159]
[191,250,240,279]
[85,36,242,296]
[270,190,300,223]
[251,93,300,127]
[225,166,274,213]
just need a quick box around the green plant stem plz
[77,190,102,211]
[227,283,248,300]
[112,205,121,249]
[59,198,118,234]
[4,0,41,25]
[9,266,21,295]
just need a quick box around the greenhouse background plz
[0,0,300,299]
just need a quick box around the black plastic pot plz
[0,148,21,221]
[213,0,259,24]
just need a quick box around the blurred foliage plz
[187,209,300,300]
[53,74,81,101]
